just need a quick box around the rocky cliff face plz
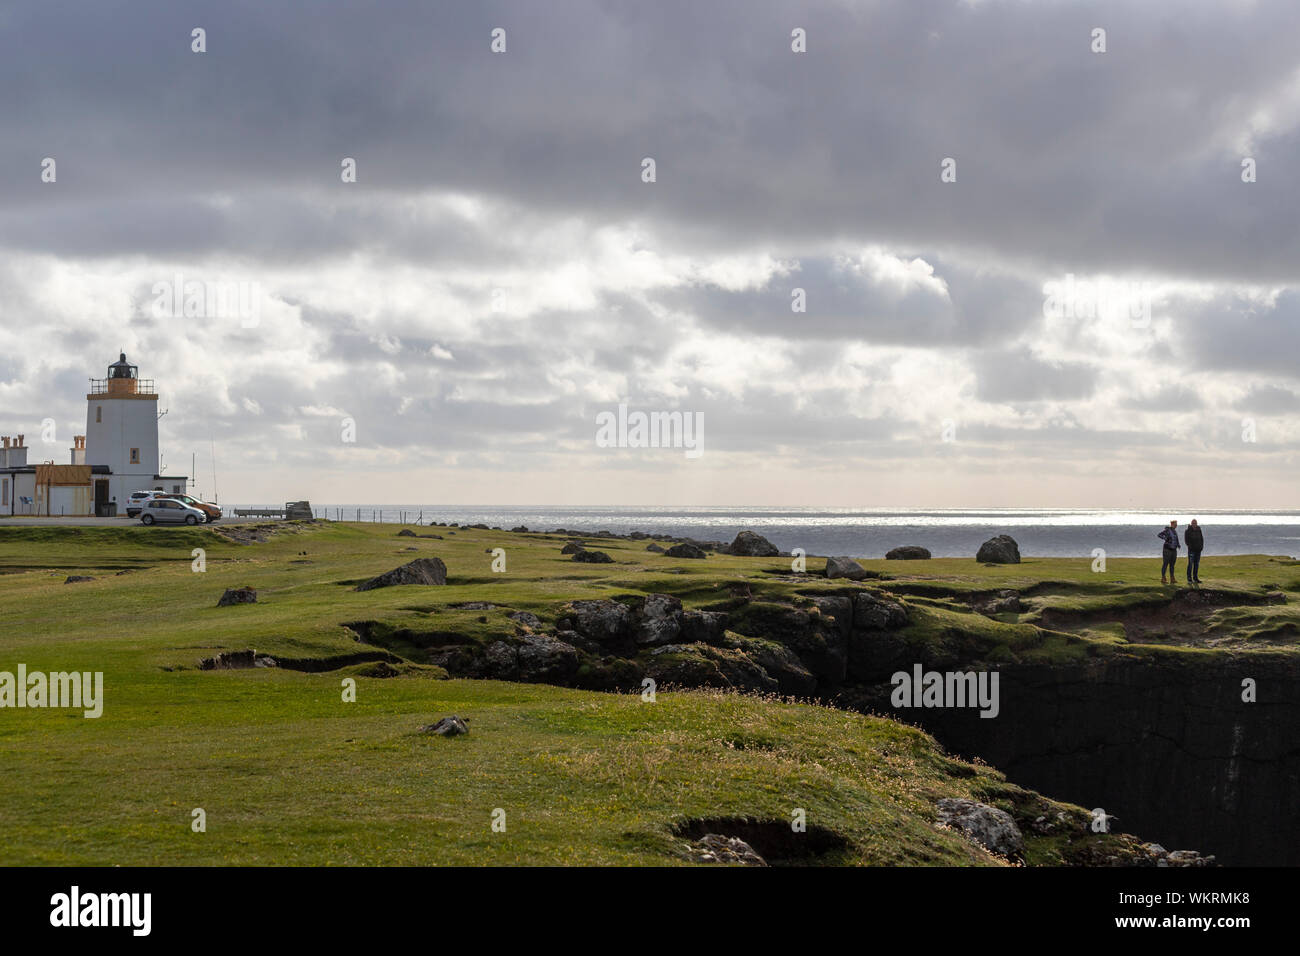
[351,583,1299,864]
[841,655,1300,866]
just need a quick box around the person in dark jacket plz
[1185,519,1204,585]
[1157,520,1180,585]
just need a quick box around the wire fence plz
[229,506,450,526]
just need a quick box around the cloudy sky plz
[2,0,1298,508]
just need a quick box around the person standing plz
[1157,519,1180,585]
[1185,519,1204,585]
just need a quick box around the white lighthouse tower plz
[84,353,186,511]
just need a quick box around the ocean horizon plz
[235,505,1300,560]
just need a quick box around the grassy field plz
[1,520,1295,866]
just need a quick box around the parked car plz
[139,498,206,526]
[125,490,157,518]
[150,492,222,522]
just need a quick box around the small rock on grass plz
[422,715,469,737]
[216,586,257,606]
[665,543,706,559]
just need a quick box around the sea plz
[237,506,1300,560]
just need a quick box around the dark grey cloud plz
[1239,384,1300,414]
[1182,291,1300,380]
[2,0,1298,283]
[1122,384,1203,411]
[971,347,1099,403]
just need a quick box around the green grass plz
[1,521,1293,865]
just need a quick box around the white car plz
[139,497,207,526]
[125,490,156,518]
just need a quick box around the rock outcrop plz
[198,649,278,670]
[482,634,580,682]
[689,834,767,866]
[637,593,683,647]
[936,797,1024,859]
[354,557,448,591]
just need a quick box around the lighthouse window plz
[95,406,101,423]
[130,448,140,464]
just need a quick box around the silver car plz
[139,497,206,526]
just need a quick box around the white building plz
[1,353,187,516]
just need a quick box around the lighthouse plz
[84,353,187,512]
[0,352,188,515]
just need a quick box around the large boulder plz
[572,549,613,563]
[825,556,868,580]
[665,543,707,560]
[885,546,931,560]
[729,530,780,557]
[560,541,586,555]
[354,557,448,591]
[936,798,1024,859]
[976,535,1021,564]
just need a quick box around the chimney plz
[15,435,23,447]
[1,437,9,449]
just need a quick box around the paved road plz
[0,515,278,528]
